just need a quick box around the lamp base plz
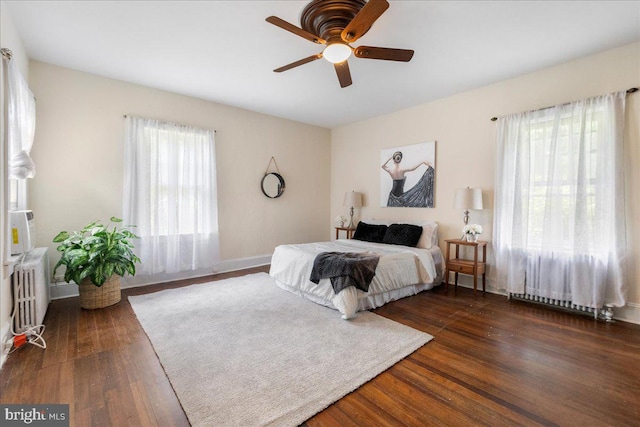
[347,207,355,229]
[460,210,470,240]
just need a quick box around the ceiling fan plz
[266,0,414,88]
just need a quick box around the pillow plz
[418,221,438,249]
[382,223,423,247]
[362,219,438,249]
[352,222,388,243]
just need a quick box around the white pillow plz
[360,219,438,249]
[418,221,438,249]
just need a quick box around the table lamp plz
[453,187,483,226]
[343,191,363,229]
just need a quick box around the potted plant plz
[462,224,483,242]
[53,217,140,309]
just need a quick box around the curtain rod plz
[122,114,216,133]
[490,87,638,122]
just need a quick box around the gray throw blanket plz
[310,252,380,295]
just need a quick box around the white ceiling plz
[4,1,640,128]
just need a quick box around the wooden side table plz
[444,239,487,295]
[335,227,355,239]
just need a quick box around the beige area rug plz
[129,272,433,427]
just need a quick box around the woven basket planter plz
[79,275,121,309]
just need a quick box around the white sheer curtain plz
[7,57,36,179]
[493,91,627,308]
[123,116,220,276]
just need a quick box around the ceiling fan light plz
[323,43,352,63]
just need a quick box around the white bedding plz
[269,239,443,319]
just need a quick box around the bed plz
[269,220,443,319]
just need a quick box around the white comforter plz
[269,239,438,319]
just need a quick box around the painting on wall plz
[380,141,435,208]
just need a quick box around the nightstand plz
[335,227,355,239]
[444,239,487,295]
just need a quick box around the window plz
[524,108,603,253]
[124,117,220,276]
[8,179,27,211]
[143,127,203,236]
[493,91,627,308]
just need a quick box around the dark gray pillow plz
[353,222,388,243]
[382,224,423,247]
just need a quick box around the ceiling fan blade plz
[334,61,353,88]
[266,16,326,44]
[341,0,389,43]
[354,46,414,62]
[274,54,323,73]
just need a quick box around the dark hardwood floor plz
[1,266,639,426]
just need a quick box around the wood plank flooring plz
[1,266,639,426]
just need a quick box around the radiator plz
[12,247,51,333]
[509,292,605,320]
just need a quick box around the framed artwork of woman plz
[380,141,435,208]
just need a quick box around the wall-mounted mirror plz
[261,172,285,198]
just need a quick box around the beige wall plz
[331,42,640,322]
[3,32,638,347]
[28,61,331,280]
[1,5,30,366]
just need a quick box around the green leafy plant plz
[53,217,141,287]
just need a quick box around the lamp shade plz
[453,187,483,210]
[343,191,363,208]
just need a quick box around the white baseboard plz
[49,254,272,300]
[49,259,640,325]
[613,302,640,325]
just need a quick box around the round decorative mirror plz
[261,172,285,198]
